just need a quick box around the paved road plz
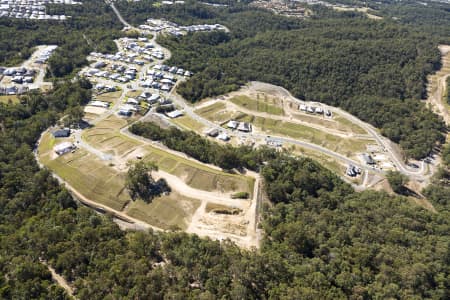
[100,1,431,183]
[223,98,374,139]
[105,1,432,183]
[246,82,430,179]
[34,131,157,232]
[73,129,113,161]
[167,90,382,176]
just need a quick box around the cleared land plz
[197,95,367,136]
[290,112,366,134]
[229,95,284,115]
[332,6,382,20]
[332,115,367,134]
[39,124,255,238]
[195,101,233,123]
[39,143,130,211]
[234,113,370,156]
[82,115,253,195]
[171,162,253,194]
[194,97,371,158]
[39,132,205,227]
[171,115,205,132]
[287,143,345,175]
[125,89,142,98]
[426,45,450,125]
[205,203,242,214]
[96,90,122,103]
[125,191,201,230]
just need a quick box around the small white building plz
[88,100,109,108]
[126,98,139,105]
[205,128,219,137]
[217,132,230,141]
[148,94,160,103]
[167,110,183,118]
[54,142,75,155]
[161,84,171,91]
[227,120,238,129]
[237,122,251,132]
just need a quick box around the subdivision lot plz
[125,89,142,98]
[39,129,254,235]
[197,96,368,137]
[171,115,205,132]
[224,91,367,135]
[287,143,346,175]
[195,102,233,123]
[38,132,206,228]
[96,90,122,103]
[229,95,284,115]
[286,143,364,185]
[82,115,254,195]
[39,140,130,211]
[142,147,254,196]
[125,192,201,230]
[293,113,367,134]
[172,163,253,194]
[234,113,371,157]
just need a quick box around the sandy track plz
[41,260,77,299]
[152,170,250,209]
[154,169,260,249]
[426,45,450,125]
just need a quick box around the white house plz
[167,110,183,118]
[126,98,139,105]
[54,142,75,155]
[227,120,238,129]
[217,132,230,141]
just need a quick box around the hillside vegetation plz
[115,0,448,159]
[447,77,450,105]
[0,0,121,77]
[162,18,446,159]
[1,1,450,299]
[1,84,449,298]
[130,121,277,171]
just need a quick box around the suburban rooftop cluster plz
[139,18,228,36]
[0,67,36,95]
[0,0,80,20]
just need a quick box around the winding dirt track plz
[41,261,77,299]
[427,45,450,126]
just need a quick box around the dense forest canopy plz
[1,0,450,298]
[1,0,448,157]
[1,86,449,298]
[114,0,448,159]
[130,121,277,171]
[0,0,121,77]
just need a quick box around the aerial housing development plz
[0,0,80,19]
[1,0,450,298]
[0,45,57,95]
[139,18,228,36]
